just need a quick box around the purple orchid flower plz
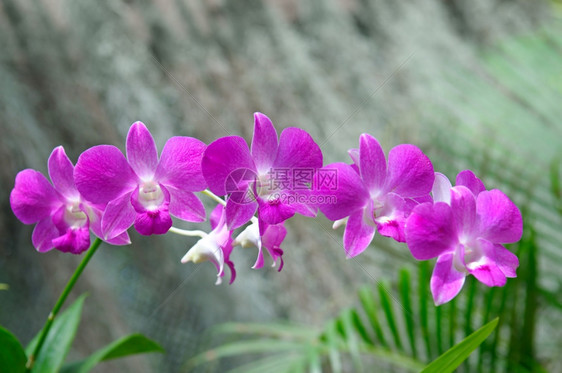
[74,121,207,239]
[314,134,434,258]
[234,219,287,271]
[405,170,522,305]
[201,112,323,229]
[181,204,236,284]
[10,146,130,254]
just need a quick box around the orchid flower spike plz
[10,146,130,254]
[405,170,523,305]
[202,112,323,230]
[74,122,207,239]
[181,204,236,285]
[314,134,434,258]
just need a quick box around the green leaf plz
[0,325,27,373]
[421,317,499,373]
[60,334,163,373]
[378,282,403,351]
[0,283,9,291]
[399,268,417,358]
[26,294,87,373]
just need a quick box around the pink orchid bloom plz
[405,170,523,305]
[10,146,130,254]
[314,134,434,258]
[181,204,236,284]
[234,219,287,271]
[201,112,323,229]
[74,122,207,239]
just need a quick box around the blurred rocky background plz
[1,0,561,371]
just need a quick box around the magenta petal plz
[431,252,466,305]
[456,170,485,196]
[101,191,136,240]
[486,242,519,278]
[210,204,225,230]
[75,145,138,204]
[167,186,205,223]
[11,169,61,224]
[359,134,387,192]
[348,148,360,166]
[258,198,296,225]
[477,189,522,243]
[134,205,173,235]
[251,112,278,174]
[202,136,255,196]
[450,186,478,238]
[405,202,456,260]
[466,239,507,287]
[375,193,409,242]
[314,163,370,221]
[384,144,434,197]
[52,227,91,254]
[155,136,207,191]
[226,199,258,230]
[432,172,452,204]
[343,208,376,258]
[32,217,59,252]
[273,127,323,170]
[87,206,130,245]
[48,146,79,199]
[126,121,159,179]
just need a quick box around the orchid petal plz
[258,197,296,225]
[465,239,507,287]
[359,134,387,192]
[456,170,485,196]
[273,127,323,170]
[75,145,138,205]
[126,121,159,179]
[477,189,522,243]
[167,186,206,223]
[202,136,255,196]
[155,136,207,191]
[226,199,258,230]
[432,172,452,204]
[375,193,409,242]
[430,252,466,305]
[405,202,456,260]
[134,205,173,235]
[52,227,91,254]
[10,169,61,224]
[384,144,434,197]
[347,148,359,166]
[343,207,376,258]
[210,204,225,230]
[101,191,136,240]
[32,217,59,252]
[450,186,478,239]
[314,163,370,221]
[251,112,278,174]
[48,146,79,199]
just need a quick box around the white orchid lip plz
[64,201,88,228]
[138,181,164,210]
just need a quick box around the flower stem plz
[168,226,208,238]
[26,237,103,371]
[201,189,226,206]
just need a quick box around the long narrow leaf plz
[0,325,27,373]
[377,282,403,351]
[418,261,432,359]
[399,268,417,359]
[26,295,87,373]
[421,318,499,373]
[60,334,163,373]
[358,287,387,347]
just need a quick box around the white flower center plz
[64,201,88,228]
[139,181,164,210]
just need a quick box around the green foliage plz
[61,334,164,373]
[0,295,163,373]
[421,318,498,373]
[26,295,87,373]
[188,219,549,372]
[0,325,27,373]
